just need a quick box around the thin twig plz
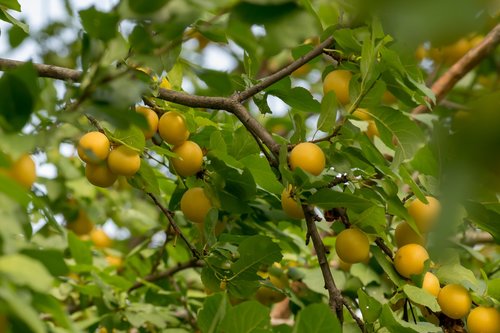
[129,259,204,292]
[412,23,500,114]
[146,192,201,259]
[233,36,334,103]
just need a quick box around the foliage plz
[0,0,498,332]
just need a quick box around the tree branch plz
[129,258,204,292]
[146,192,201,259]
[412,23,500,114]
[0,58,82,81]
[233,36,334,103]
[302,205,344,320]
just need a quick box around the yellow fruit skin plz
[90,228,112,248]
[255,271,289,306]
[382,90,397,104]
[77,131,110,163]
[395,221,426,248]
[281,185,304,219]
[136,106,159,139]
[10,154,36,189]
[438,284,471,319]
[85,163,117,188]
[323,70,352,105]
[289,142,325,176]
[394,244,429,278]
[158,111,190,146]
[172,141,203,177]
[352,108,372,121]
[366,121,379,139]
[159,77,172,90]
[335,228,370,264]
[467,306,500,333]
[181,187,212,223]
[107,146,141,177]
[66,210,94,235]
[106,255,123,267]
[422,272,440,297]
[407,196,441,232]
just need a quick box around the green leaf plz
[128,159,161,196]
[0,62,39,132]
[317,91,337,132]
[232,3,320,57]
[230,126,261,160]
[0,287,46,333]
[487,278,500,302]
[399,165,427,203]
[0,0,20,11]
[435,263,481,293]
[21,249,69,276]
[0,254,53,292]
[219,301,270,333]
[231,235,282,281]
[357,289,382,323]
[293,303,341,333]
[198,70,234,96]
[269,86,321,113]
[351,263,381,286]
[372,247,404,287]
[127,0,168,14]
[0,8,28,33]
[110,125,146,152]
[368,107,425,162]
[68,232,93,266]
[403,285,440,312]
[349,205,387,235]
[79,7,119,42]
[463,201,500,242]
[198,293,231,333]
[308,188,373,212]
[332,28,362,53]
[240,154,282,195]
[210,131,227,153]
[379,304,441,333]
[0,173,30,207]
[33,293,77,332]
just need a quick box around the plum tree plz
[394,221,426,247]
[136,106,159,139]
[0,1,497,332]
[85,163,118,188]
[8,154,36,189]
[180,187,212,224]
[335,228,370,264]
[437,284,472,319]
[107,145,141,177]
[281,185,304,219]
[407,196,441,232]
[323,70,352,105]
[289,142,325,176]
[171,140,203,177]
[77,131,111,164]
[467,306,500,333]
[394,244,430,278]
[422,272,440,297]
[66,210,94,235]
[158,111,190,146]
[90,228,113,249]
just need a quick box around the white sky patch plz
[201,44,238,71]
